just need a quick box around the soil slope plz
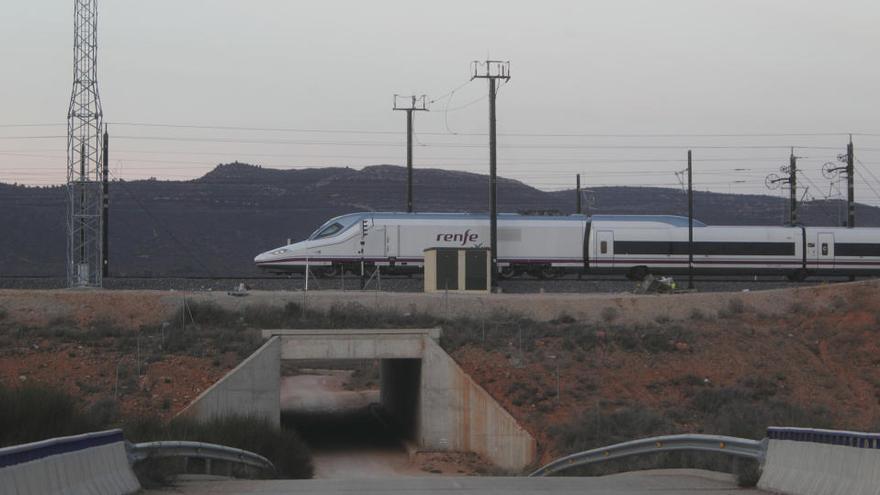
[0,281,878,468]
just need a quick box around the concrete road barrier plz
[0,429,140,495]
[759,427,880,495]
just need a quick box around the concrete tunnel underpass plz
[180,329,536,475]
[279,358,423,477]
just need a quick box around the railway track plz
[0,274,856,293]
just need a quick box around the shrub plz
[641,330,674,353]
[736,459,762,487]
[124,415,313,480]
[0,383,102,447]
[87,398,120,425]
[787,301,809,315]
[549,406,670,454]
[552,313,576,324]
[610,327,639,350]
[182,301,237,327]
[600,307,619,323]
[691,386,831,439]
[718,298,746,318]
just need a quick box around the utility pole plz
[765,150,799,226]
[67,0,104,288]
[393,95,428,213]
[789,148,798,225]
[847,137,855,228]
[687,150,694,290]
[576,174,582,214]
[102,124,109,278]
[471,60,510,289]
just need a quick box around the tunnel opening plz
[279,358,422,478]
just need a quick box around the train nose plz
[254,246,291,264]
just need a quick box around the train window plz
[821,243,828,256]
[600,241,607,254]
[835,243,880,257]
[314,222,343,239]
[614,241,794,256]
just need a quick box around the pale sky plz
[1,1,879,204]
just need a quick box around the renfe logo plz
[436,230,479,246]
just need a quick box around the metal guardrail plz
[529,434,767,477]
[768,426,880,448]
[126,440,276,475]
[0,429,124,468]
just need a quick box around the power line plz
[109,170,213,273]
[99,135,861,151]
[0,123,66,128]
[428,79,473,104]
[6,121,880,139]
[0,135,66,140]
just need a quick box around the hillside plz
[1,282,879,472]
[1,162,878,277]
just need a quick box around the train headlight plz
[270,248,288,256]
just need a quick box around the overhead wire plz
[6,121,880,139]
[108,169,213,273]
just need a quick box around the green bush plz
[718,298,746,318]
[124,415,313,480]
[0,383,102,447]
[549,406,670,454]
[0,384,312,482]
[691,384,831,439]
[689,309,705,320]
[600,307,619,323]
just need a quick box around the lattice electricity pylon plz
[67,0,104,287]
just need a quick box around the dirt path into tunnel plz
[279,370,490,479]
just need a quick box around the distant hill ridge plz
[1,163,877,277]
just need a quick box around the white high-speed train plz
[254,212,880,281]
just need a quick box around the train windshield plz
[313,223,343,239]
[308,213,364,240]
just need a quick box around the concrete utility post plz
[687,150,694,290]
[102,125,109,277]
[847,137,855,228]
[471,60,510,289]
[393,95,428,213]
[788,148,798,226]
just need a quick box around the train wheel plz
[315,265,340,278]
[539,267,561,279]
[499,266,516,279]
[787,269,808,282]
[626,266,650,281]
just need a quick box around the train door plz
[595,230,614,269]
[363,223,386,259]
[385,225,399,259]
[817,232,834,270]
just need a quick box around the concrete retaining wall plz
[759,427,880,495]
[420,338,537,471]
[179,336,281,427]
[0,429,139,495]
